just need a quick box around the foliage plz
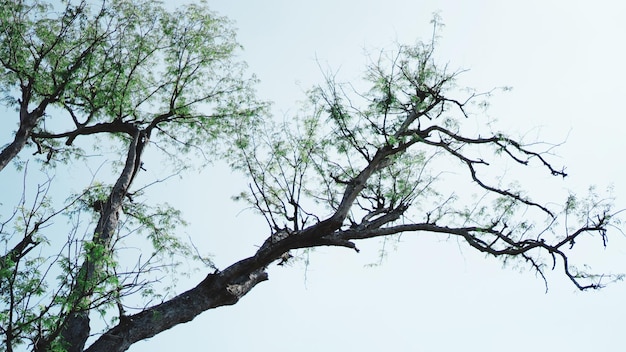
[233,19,621,294]
[0,3,622,352]
[1,0,261,351]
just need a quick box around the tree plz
[0,1,621,352]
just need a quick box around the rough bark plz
[80,142,386,352]
[0,92,40,172]
[83,213,350,352]
[35,128,146,352]
[85,266,268,352]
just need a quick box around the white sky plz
[122,1,626,351]
[4,0,625,351]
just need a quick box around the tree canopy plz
[0,1,622,352]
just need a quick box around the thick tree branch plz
[32,120,139,146]
[0,101,38,172]
[85,266,268,352]
[42,129,145,352]
[0,4,111,172]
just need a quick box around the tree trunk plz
[0,107,38,172]
[53,130,144,351]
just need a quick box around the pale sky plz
[4,1,624,351]
[120,1,626,351]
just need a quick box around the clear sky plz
[120,1,626,351]
[4,0,623,351]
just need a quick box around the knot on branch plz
[226,270,269,298]
[259,229,292,253]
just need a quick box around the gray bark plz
[51,130,145,352]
